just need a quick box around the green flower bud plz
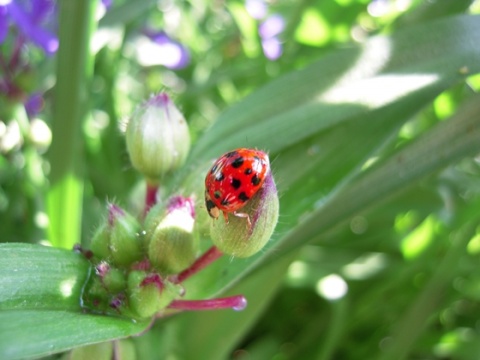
[147,196,197,274]
[108,204,143,266]
[88,277,109,299]
[89,223,111,259]
[95,262,127,293]
[127,271,182,319]
[210,172,279,258]
[126,93,191,183]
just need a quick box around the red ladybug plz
[205,148,270,225]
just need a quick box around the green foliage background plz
[2,0,480,359]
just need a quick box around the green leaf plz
[0,244,89,310]
[277,92,480,256]
[0,244,149,359]
[188,14,480,162]
[0,310,145,360]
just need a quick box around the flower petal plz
[8,2,58,54]
[0,5,9,43]
[259,14,285,39]
[245,0,267,20]
[262,36,283,60]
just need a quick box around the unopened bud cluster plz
[82,197,196,319]
[81,93,279,320]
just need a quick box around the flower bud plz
[108,204,143,266]
[147,196,197,274]
[89,223,110,259]
[126,93,191,183]
[96,262,127,293]
[210,172,279,257]
[127,271,182,319]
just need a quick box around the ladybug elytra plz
[205,148,270,225]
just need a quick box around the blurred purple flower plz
[0,0,58,55]
[101,0,113,9]
[25,92,43,117]
[261,37,283,61]
[259,14,285,39]
[143,30,190,70]
[259,14,285,61]
[245,0,267,20]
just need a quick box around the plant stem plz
[172,246,223,284]
[47,0,97,248]
[168,295,247,311]
[144,181,158,215]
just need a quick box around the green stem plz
[315,299,348,360]
[47,0,97,248]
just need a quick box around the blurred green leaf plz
[189,15,480,161]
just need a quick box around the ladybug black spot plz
[239,192,249,202]
[244,168,252,175]
[251,175,261,186]
[225,151,238,158]
[215,172,225,181]
[214,190,222,199]
[231,178,241,189]
[231,157,244,168]
[221,199,230,206]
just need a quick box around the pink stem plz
[168,295,247,311]
[144,182,158,215]
[172,246,223,284]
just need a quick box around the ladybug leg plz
[222,211,230,224]
[233,212,252,229]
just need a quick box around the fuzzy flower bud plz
[95,262,127,293]
[126,93,191,183]
[210,173,279,257]
[89,223,111,259]
[108,204,143,266]
[147,196,197,274]
[127,271,182,319]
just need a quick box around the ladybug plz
[205,148,270,225]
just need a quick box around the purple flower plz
[259,14,285,39]
[245,0,267,20]
[24,93,44,117]
[141,30,190,70]
[0,0,58,55]
[101,0,113,9]
[259,14,285,61]
[261,37,283,61]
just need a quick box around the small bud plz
[210,173,279,257]
[96,262,127,293]
[126,93,191,183]
[108,204,143,266]
[88,277,109,299]
[147,196,197,274]
[127,271,182,319]
[89,223,111,259]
